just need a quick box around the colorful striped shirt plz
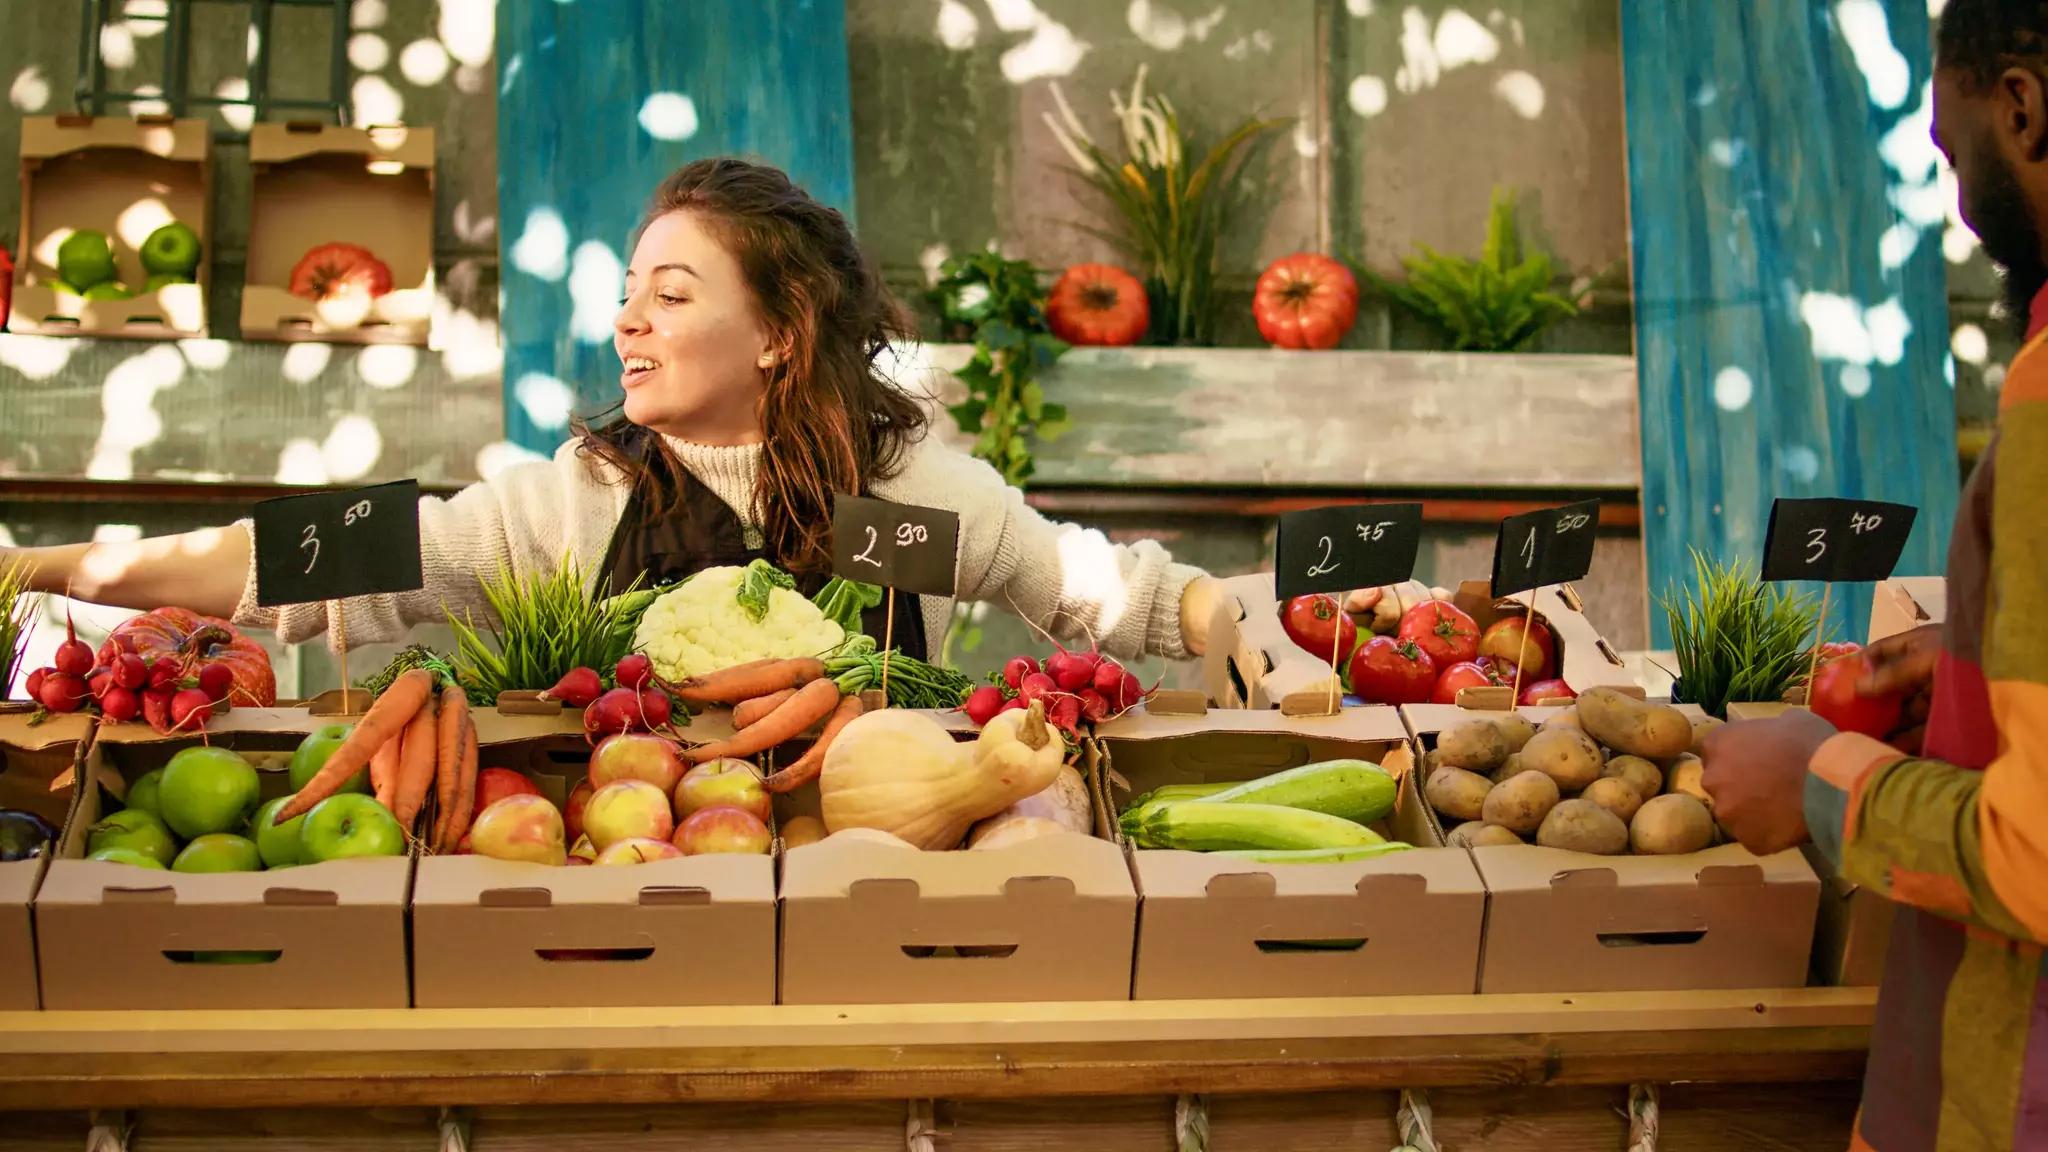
[1804,287,2048,1152]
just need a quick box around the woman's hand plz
[1858,624,1940,755]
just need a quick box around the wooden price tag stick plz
[1507,587,1538,713]
[1326,593,1344,716]
[336,600,353,715]
[1803,583,1833,705]
[880,587,896,706]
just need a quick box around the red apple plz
[467,794,567,866]
[588,732,686,793]
[673,758,770,824]
[568,834,598,864]
[583,779,674,851]
[594,837,684,866]
[564,778,595,844]
[471,767,542,818]
[673,805,771,856]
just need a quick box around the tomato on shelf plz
[1045,263,1149,347]
[1252,253,1359,350]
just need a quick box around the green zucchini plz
[1213,843,1414,863]
[1138,801,1386,853]
[1190,759,1396,825]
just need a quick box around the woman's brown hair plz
[576,157,927,574]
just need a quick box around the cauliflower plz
[632,563,845,682]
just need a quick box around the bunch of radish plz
[540,653,677,740]
[20,608,233,734]
[961,644,1148,737]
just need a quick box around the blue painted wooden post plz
[1621,0,1958,645]
[494,0,857,454]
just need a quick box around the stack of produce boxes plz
[0,706,92,1009]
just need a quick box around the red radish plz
[635,687,672,730]
[52,609,93,678]
[1047,694,1083,733]
[148,659,182,690]
[23,668,48,701]
[142,685,175,733]
[168,688,214,732]
[998,695,1028,714]
[1002,656,1040,689]
[963,684,1006,726]
[100,686,140,723]
[87,669,115,702]
[1045,648,1100,692]
[1114,670,1144,712]
[1092,659,1127,699]
[615,653,653,691]
[1018,672,1058,702]
[584,688,643,739]
[198,662,234,703]
[540,666,603,708]
[111,652,147,690]
[1078,689,1111,723]
[39,672,87,714]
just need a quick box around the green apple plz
[56,230,116,289]
[299,794,405,863]
[172,833,262,873]
[82,282,133,302]
[143,272,194,292]
[140,221,201,275]
[158,746,261,839]
[88,846,167,869]
[126,768,166,816]
[49,280,81,297]
[251,794,305,869]
[288,724,364,795]
[86,809,178,866]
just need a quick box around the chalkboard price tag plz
[252,480,424,607]
[831,494,960,598]
[1275,502,1424,601]
[1762,498,1917,583]
[1491,499,1601,598]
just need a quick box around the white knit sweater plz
[231,432,1205,662]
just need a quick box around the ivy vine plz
[927,248,1071,487]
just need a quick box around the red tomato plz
[1808,653,1903,740]
[1817,641,1863,662]
[1280,594,1358,663]
[1253,253,1359,350]
[288,242,393,301]
[1518,678,1575,706]
[1348,637,1438,705]
[1431,660,1504,706]
[1479,615,1556,678]
[1397,601,1480,668]
[1045,264,1149,346]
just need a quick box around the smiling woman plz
[6,158,1221,666]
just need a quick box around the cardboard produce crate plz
[777,710,1138,1005]
[35,707,413,1011]
[0,708,94,1010]
[9,115,211,338]
[1403,702,1820,994]
[1091,703,1484,999]
[411,703,776,1009]
[1204,573,1636,713]
[242,122,436,345]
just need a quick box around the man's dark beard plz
[1965,145,2048,339]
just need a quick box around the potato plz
[1491,752,1526,785]
[1519,728,1606,793]
[1540,706,1584,733]
[1630,794,1715,855]
[1577,687,1694,760]
[1664,753,1711,809]
[1536,799,1630,855]
[1482,770,1560,834]
[1600,755,1664,803]
[1490,712,1537,753]
[1580,776,1646,824]
[1449,820,1524,848]
[1426,767,1493,822]
[1690,715,1725,755]
[1437,719,1511,772]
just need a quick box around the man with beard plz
[1699,1,2048,1147]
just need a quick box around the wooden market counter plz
[0,987,1874,1150]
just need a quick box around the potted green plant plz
[1371,187,1589,352]
[1661,550,1822,719]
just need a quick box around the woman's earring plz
[758,352,778,369]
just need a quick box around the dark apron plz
[598,456,927,660]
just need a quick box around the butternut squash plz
[968,763,1093,845]
[819,700,1066,850]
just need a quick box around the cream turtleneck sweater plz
[232,431,1204,662]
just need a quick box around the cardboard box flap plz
[0,710,96,753]
[466,703,740,747]
[36,855,409,907]
[1871,577,1946,643]
[414,852,770,907]
[249,122,436,169]
[20,115,209,161]
[93,707,334,743]
[1098,702,1409,744]
[1202,572,1344,708]
[780,832,1133,901]
[0,858,42,905]
[1135,842,1483,899]
[1472,843,1817,893]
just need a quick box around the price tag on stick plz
[830,494,961,704]
[1275,502,1425,714]
[1761,497,1919,698]
[253,479,425,713]
[1489,500,1602,710]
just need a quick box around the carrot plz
[683,677,841,763]
[442,714,480,851]
[369,733,402,809]
[430,685,468,852]
[391,696,441,833]
[672,658,826,706]
[276,669,435,822]
[763,694,864,793]
[732,688,797,729]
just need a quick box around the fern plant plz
[1371,187,1584,352]
[1661,550,1822,719]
